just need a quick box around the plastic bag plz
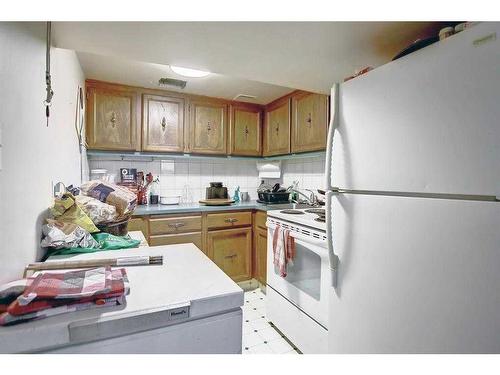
[75,195,117,224]
[40,220,99,249]
[50,193,99,233]
[81,180,137,217]
[45,233,140,256]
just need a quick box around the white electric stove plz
[265,207,329,354]
[266,208,326,231]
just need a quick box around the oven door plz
[266,225,329,328]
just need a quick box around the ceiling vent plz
[158,77,187,89]
[233,93,258,102]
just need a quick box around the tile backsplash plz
[88,154,326,203]
[282,155,326,192]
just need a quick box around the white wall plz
[0,22,85,284]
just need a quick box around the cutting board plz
[199,199,235,206]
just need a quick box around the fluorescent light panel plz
[170,65,210,78]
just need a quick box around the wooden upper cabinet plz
[189,99,228,154]
[229,104,262,156]
[142,94,185,152]
[263,97,291,156]
[86,85,139,151]
[291,92,328,153]
[207,227,252,282]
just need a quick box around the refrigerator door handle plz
[325,83,339,191]
[325,190,339,288]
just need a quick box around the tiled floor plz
[242,288,300,354]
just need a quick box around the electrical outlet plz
[161,160,175,175]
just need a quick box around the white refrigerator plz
[325,22,500,353]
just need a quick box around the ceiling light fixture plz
[170,65,210,78]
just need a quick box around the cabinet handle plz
[306,113,312,127]
[275,122,279,135]
[244,125,249,138]
[110,111,117,127]
[224,218,238,223]
[161,117,167,130]
[168,222,186,228]
[207,121,212,132]
[225,254,237,259]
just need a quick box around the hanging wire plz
[44,21,54,126]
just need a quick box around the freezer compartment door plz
[329,194,500,353]
[331,22,500,196]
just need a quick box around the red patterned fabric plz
[8,268,128,316]
[17,267,112,306]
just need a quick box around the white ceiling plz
[53,22,442,96]
[75,52,294,104]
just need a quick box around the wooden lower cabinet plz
[134,210,267,283]
[207,227,252,282]
[206,211,253,230]
[254,227,268,285]
[149,232,203,250]
[128,216,149,239]
[149,215,201,235]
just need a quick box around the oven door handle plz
[267,224,327,249]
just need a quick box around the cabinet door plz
[254,226,268,285]
[149,232,203,251]
[207,227,252,282]
[142,94,184,152]
[86,86,138,150]
[128,216,149,241]
[230,104,262,156]
[291,92,328,153]
[263,98,291,156]
[189,100,227,154]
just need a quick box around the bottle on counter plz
[233,186,241,203]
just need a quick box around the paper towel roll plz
[257,161,281,178]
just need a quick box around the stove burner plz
[280,209,305,215]
[315,217,326,223]
[304,209,325,214]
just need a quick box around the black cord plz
[44,21,54,127]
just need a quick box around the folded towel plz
[0,296,124,326]
[272,225,295,277]
[8,268,129,316]
[17,267,112,306]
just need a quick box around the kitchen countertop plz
[0,245,243,353]
[133,200,302,216]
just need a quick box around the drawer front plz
[255,211,267,230]
[149,216,201,235]
[207,211,252,230]
[149,232,203,250]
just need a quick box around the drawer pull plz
[167,222,186,229]
[225,254,237,259]
[224,218,238,223]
